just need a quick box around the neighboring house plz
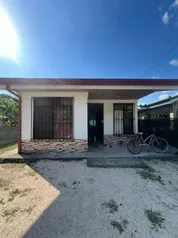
[138,95,178,120]
[0,78,178,153]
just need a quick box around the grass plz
[2,207,20,221]
[20,206,35,214]
[144,166,156,173]
[27,170,37,177]
[0,143,17,154]
[57,182,67,188]
[0,198,5,205]
[145,209,165,229]
[137,167,164,185]
[102,199,118,213]
[4,164,26,169]
[8,188,32,202]
[72,180,80,185]
[111,219,128,234]
[0,178,11,188]
[2,205,35,221]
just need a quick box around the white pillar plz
[133,102,138,133]
[21,96,32,140]
[74,94,88,139]
[104,101,113,135]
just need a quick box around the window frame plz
[33,97,73,140]
[113,103,134,135]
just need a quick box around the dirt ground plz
[0,163,59,238]
[0,159,178,238]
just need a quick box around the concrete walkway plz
[87,157,150,168]
[0,144,177,160]
[0,145,177,159]
[0,144,177,168]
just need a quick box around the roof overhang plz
[1,78,178,100]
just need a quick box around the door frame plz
[87,103,104,145]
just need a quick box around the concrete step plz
[87,157,149,168]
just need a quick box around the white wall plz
[21,91,88,140]
[74,96,88,139]
[21,92,138,141]
[88,99,138,135]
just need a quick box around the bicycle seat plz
[137,132,143,135]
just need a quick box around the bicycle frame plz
[136,133,156,147]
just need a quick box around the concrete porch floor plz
[0,143,177,160]
[86,143,178,159]
[0,144,178,168]
[88,144,157,158]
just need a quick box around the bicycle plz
[127,131,169,154]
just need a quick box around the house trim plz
[0,77,178,85]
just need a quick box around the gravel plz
[22,159,178,238]
[1,159,178,238]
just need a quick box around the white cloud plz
[170,0,178,8]
[161,91,170,93]
[158,94,169,100]
[169,59,178,66]
[162,12,170,24]
[152,76,159,79]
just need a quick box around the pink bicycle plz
[127,132,169,154]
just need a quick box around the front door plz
[88,104,104,145]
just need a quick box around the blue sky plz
[0,0,178,103]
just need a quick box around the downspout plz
[6,86,22,154]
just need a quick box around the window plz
[113,103,133,135]
[33,97,73,139]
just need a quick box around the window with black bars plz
[113,103,134,135]
[33,97,73,139]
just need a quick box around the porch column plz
[133,102,138,133]
[74,93,88,140]
[21,96,32,140]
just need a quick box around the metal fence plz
[138,119,178,147]
[0,127,18,146]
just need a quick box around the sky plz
[0,0,178,103]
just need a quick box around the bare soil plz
[0,163,59,238]
[0,159,178,238]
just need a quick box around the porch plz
[0,142,177,169]
[1,141,176,160]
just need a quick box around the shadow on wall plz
[0,127,18,146]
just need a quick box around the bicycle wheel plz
[151,137,169,153]
[127,137,142,154]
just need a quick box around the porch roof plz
[0,78,178,100]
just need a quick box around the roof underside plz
[0,78,178,86]
[88,89,154,99]
[0,78,178,100]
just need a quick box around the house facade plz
[0,78,178,153]
[21,91,138,153]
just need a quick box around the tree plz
[0,94,18,127]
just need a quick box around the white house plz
[0,78,178,153]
